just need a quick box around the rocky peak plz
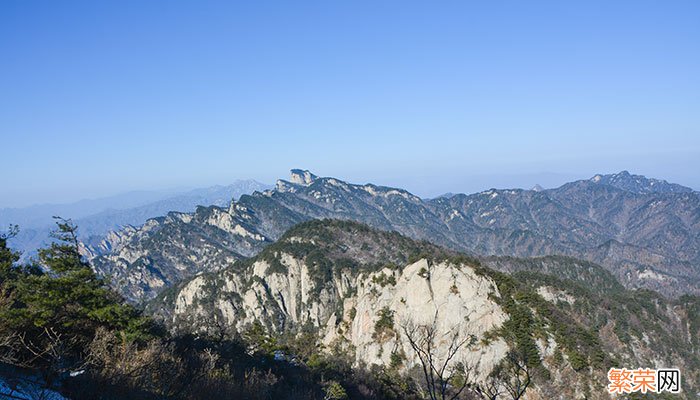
[589,170,692,194]
[289,169,318,186]
[150,221,510,383]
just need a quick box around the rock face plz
[165,256,509,379]
[91,169,700,301]
[148,221,700,398]
[91,208,275,302]
[289,169,318,186]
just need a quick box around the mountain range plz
[5,170,700,398]
[86,169,700,302]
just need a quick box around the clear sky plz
[2,1,699,207]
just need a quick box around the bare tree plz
[0,327,66,371]
[400,311,477,400]
[502,350,530,399]
[472,350,531,400]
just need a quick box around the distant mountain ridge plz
[0,188,184,228]
[87,169,700,302]
[4,180,270,259]
[589,170,693,194]
[78,181,270,240]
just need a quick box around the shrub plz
[324,381,348,399]
[373,307,395,341]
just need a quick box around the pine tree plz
[0,219,153,371]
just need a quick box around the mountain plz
[433,192,458,199]
[146,220,700,398]
[76,181,271,249]
[0,188,185,229]
[589,170,694,194]
[89,170,700,302]
[4,180,270,259]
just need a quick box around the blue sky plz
[1,1,699,207]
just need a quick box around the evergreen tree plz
[0,224,20,281]
[0,219,153,371]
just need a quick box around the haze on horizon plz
[2,1,699,208]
